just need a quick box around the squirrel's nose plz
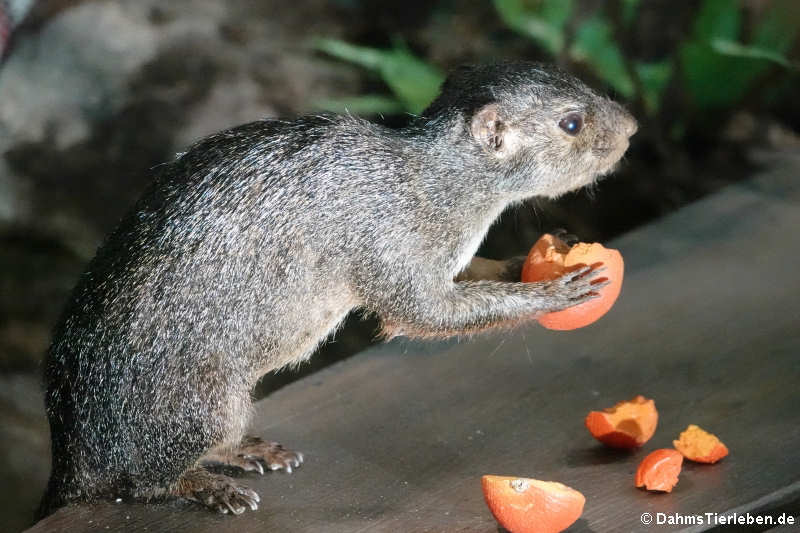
[624,115,639,137]
[619,107,638,137]
[609,101,638,138]
[618,106,639,137]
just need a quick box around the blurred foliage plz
[498,0,796,116]
[313,38,443,114]
[315,0,798,128]
[569,13,636,98]
[679,0,798,108]
[494,0,571,55]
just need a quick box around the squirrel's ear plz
[470,104,505,152]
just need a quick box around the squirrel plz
[39,62,637,517]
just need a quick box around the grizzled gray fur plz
[40,62,637,516]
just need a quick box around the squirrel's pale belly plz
[252,291,357,380]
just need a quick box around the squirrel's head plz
[424,62,637,199]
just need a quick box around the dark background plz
[0,1,797,530]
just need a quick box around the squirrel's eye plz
[558,113,584,136]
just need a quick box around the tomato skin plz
[482,475,585,533]
[585,395,658,449]
[521,234,624,330]
[635,449,683,492]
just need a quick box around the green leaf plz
[691,0,740,41]
[679,0,799,108]
[711,39,792,68]
[538,0,573,29]
[313,95,405,115]
[313,38,385,70]
[380,41,445,114]
[314,38,444,114]
[634,60,672,115]
[493,0,573,54]
[751,0,799,55]
[570,15,635,97]
[679,42,765,108]
[621,0,640,27]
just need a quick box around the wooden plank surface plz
[28,156,800,532]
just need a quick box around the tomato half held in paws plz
[481,475,585,533]
[521,233,624,330]
[635,449,683,492]
[673,424,729,464]
[585,395,658,448]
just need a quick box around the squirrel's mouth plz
[595,139,630,176]
[540,137,632,199]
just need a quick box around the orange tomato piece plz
[635,449,683,492]
[481,475,585,533]
[673,424,729,464]
[585,395,658,448]
[521,234,624,330]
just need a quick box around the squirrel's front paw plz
[544,265,609,311]
[176,468,260,515]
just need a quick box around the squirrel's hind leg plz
[198,435,304,475]
[171,467,260,515]
[169,436,303,514]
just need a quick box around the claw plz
[591,279,611,289]
[570,265,594,279]
[571,264,606,281]
[235,489,259,511]
[552,228,579,246]
[223,436,304,476]
[569,266,593,281]
[178,468,262,516]
[245,457,265,475]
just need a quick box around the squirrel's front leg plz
[455,256,527,283]
[456,231,580,283]
[369,264,605,339]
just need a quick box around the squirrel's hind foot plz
[174,467,260,515]
[200,435,304,475]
